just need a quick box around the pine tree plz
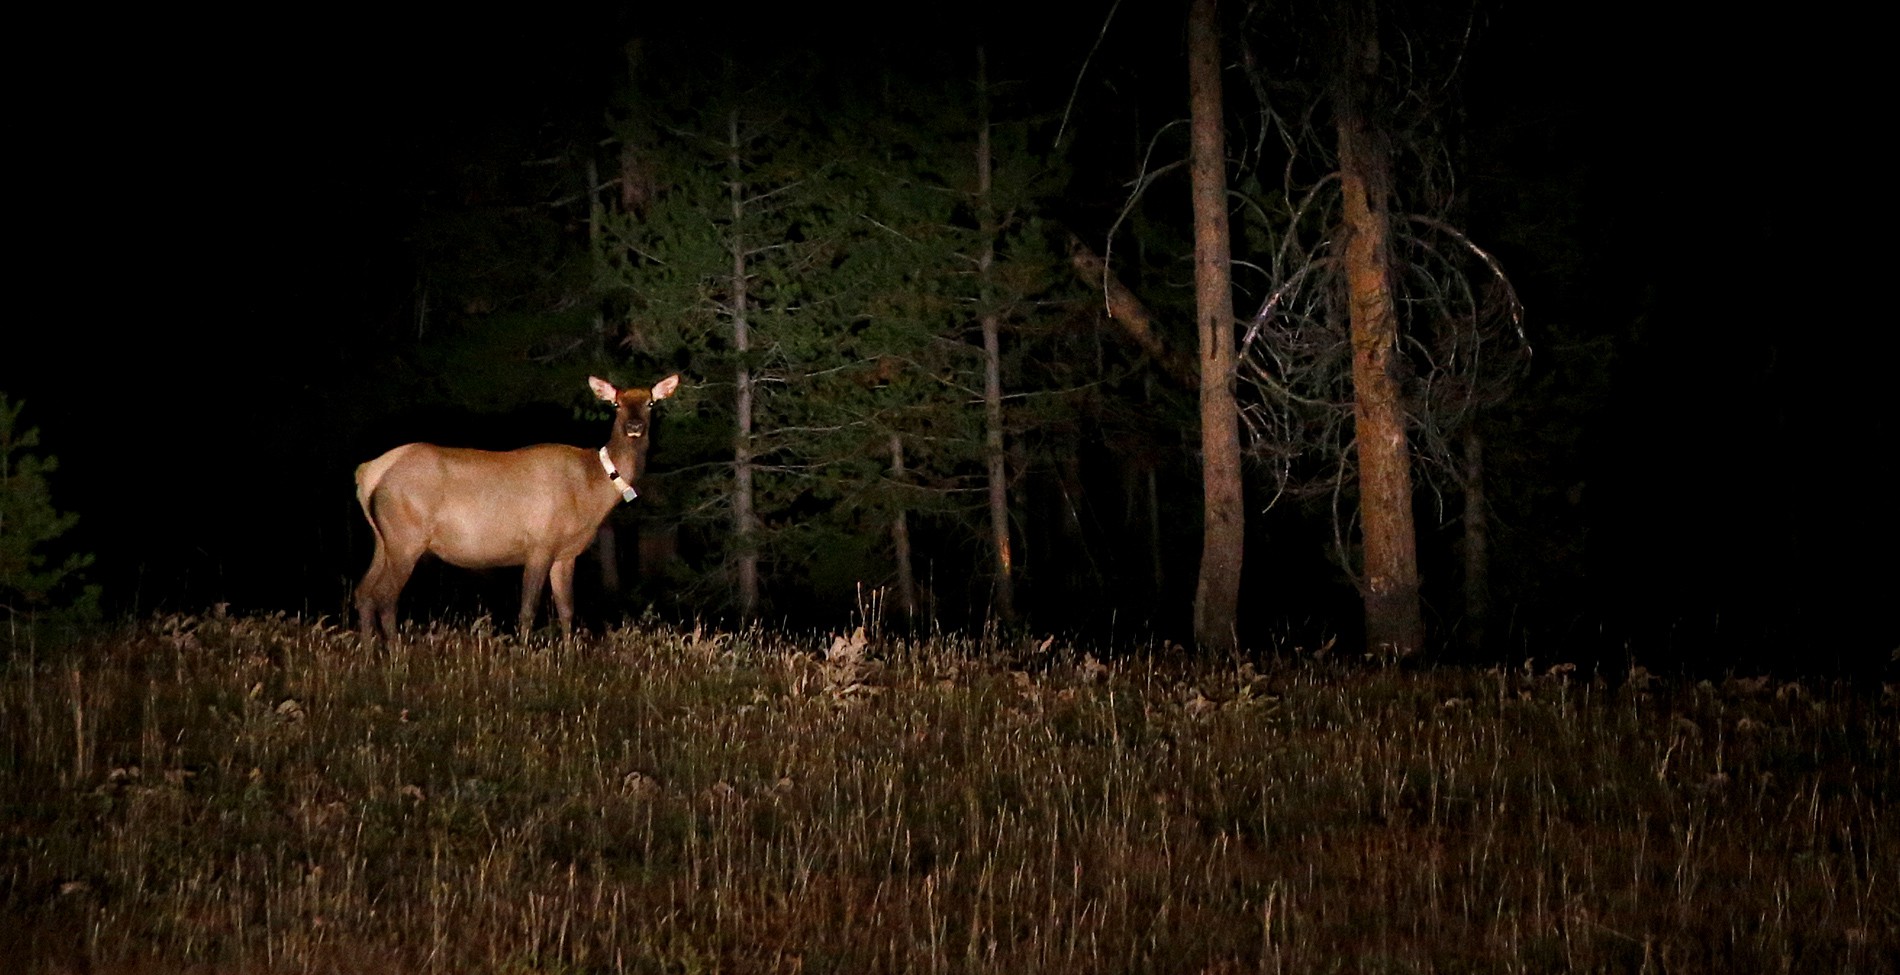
[595,45,1075,628]
[597,55,867,620]
[0,395,96,636]
[833,52,1078,629]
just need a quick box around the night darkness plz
[7,2,1890,673]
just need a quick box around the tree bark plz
[889,433,918,624]
[1335,12,1423,656]
[1188,0,1244,653]
[1460,427,1488,652]
[977,47,1015,622]
[728,111,759,621]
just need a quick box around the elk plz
[354,375,680,640]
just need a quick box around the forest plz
[2,0,1891,670]
[4,5,1895,972]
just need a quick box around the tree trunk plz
[638,525,676,580]
[728,111,759,621]
[1188,0,1244,654]
[889,433,918,624]
[586,156,609,352]
[594,523,620,594]
[1335,13,1423,656]
[1460,426,1489,652]
[590,156,622,602]
[977,47,1015,622]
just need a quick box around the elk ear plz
[588,376,620,404]
[650,375,681,401]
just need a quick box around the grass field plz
[3,612,1894,973]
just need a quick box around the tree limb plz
[1065,234,1199,389]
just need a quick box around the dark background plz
[7,3,1890,671]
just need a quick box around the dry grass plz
[3,612,1894,973]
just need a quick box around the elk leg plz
[354,548,386,641]
[549,558,577,635]
[358,544,422,642]
[519,557,552,635]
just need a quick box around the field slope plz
[4,614,1894,973]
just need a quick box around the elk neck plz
[599,438,641,502]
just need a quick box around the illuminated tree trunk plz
[977,48,1015,621]
[728,111,760,621]
[1188,0,1243,653]
[1335,12,1423,656]
[890,433,918,624]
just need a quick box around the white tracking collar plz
[598,447,638,502]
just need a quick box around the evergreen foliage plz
[594,51,1080,625]
[0,395,98,636]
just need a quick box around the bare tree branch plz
[1066,234,1200,388]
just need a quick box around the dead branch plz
[1066,234,1199,389]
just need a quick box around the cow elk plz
[354,375,680,640]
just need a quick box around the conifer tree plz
[596,45,1073,627]
[0,395,96,635]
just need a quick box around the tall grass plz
[3,612,1893,973]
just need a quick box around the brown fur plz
[354,375,678,640]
